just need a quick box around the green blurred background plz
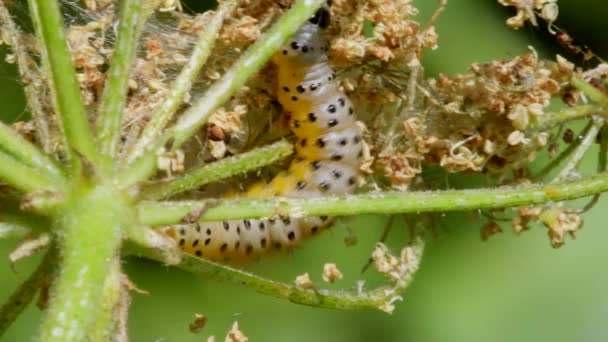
[1,0,608,341]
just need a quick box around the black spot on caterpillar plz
[163,5,362,262]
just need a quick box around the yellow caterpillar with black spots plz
[164,6,363,262]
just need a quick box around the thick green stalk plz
[0,121,64,179]
[126,0,238,163]
[0,152,62,192]
[141,140,293,199]
[96,0,149,160]
[28,0,99,169]
[131,237,425,312]
[38,184,134,342]
[138,171,608,225]
[88,258,122,341]
[0,248,56,337]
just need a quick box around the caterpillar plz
[163,5,363,262]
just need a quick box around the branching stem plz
[130,236,425,312]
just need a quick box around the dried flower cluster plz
[423,50,572,174]
[498,0,558,31]
[371,240,423,313]
[510,204,583,248]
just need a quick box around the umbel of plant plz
[0,0,607,340]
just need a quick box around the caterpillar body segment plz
[164,6,362,262]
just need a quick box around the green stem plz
[0,121,64,179]
[553,117,605,182]
[141,140,293,199]
[88,258,122,341]
[600,125,608,172]
[571,77,608,107]
[530,104,599,131]
[0,212,47,239]
[0,151,62,192]
[126,0,238,163]
[534,121,594,181]
[581,124,608,212]
[28,0,100,170]
[138,171,608,225]
[130,237,425,312]
[0,248,56,338]
[38,184,134,342]
[96,0,150,160]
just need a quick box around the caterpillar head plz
[273,4,331,66]
[308,4,330,29]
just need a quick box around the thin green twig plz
[0,248,56,337]
[126,0,238,163]
[534,121,594,181]
[140,140,293,199]
[553,116,604,182]
[530,104,599,131]
[0,2,53,153]
[96,0,150,160]
[0,151,62,192]
[581,124,608,212]
[571,77,608,107]
[0,121,64,179]
[28,0,100,170]
[0,212,47,239]
[129,236,425,313]
[138,171,608,225]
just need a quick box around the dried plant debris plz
[498,0,559,31]
[512,204,583,248]
[322,262,343,284]
[225,321,248,342]
[294,272,316,289]
[189,313,208,334]
[371,240,424,314]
